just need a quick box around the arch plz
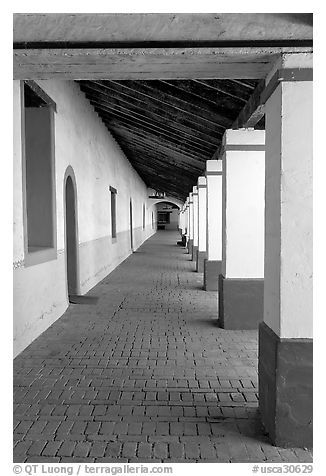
[63,166,80,297]
[149,197,183,210]
[155,200,181,231]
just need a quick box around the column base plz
[187,239,193,255]
[192,245,198,262]
[177,235,187,247]
[259,322,313,448]
[203,259,222,291]
[218,275,263,329]
[196,251,207,273]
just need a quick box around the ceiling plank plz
[92,103,219,150]
[84,92,221,146]
[230,79,256,90]
[116,134,206,169]
[127,157,198,189]
[159,79,248,116]
[108,123,211,161]
[105,117,214,156]
[120,138,205,171]
[103,79,234,128]
[192,79,253,102]
[81,81,227,135]
[127,150,202,179]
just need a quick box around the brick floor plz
[13,231,312,463]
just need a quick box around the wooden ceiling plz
[14,14,311,201]
[78,78,260,200]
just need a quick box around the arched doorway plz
[129,199,133,251]
[155,201,180,231]
[65,175,78,297]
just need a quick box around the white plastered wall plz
[13,80,155,357]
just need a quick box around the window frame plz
[109,186,117,241]
[21,80,57,267]
[142,203,146,230]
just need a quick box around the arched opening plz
[65,175,78,298]
[156,201,180,231]
[129,199,133,251]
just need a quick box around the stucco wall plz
[13,80,155,357]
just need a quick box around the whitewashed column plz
[219,129,265,330]
[196,176,207,272]
[179,204,187,246]
[259,53,313,449]
[187,193,194,255]
[191,186,198,262]
[204,160,223,290]
[179,207,185,234]
[184,200,189,241]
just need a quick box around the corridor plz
[13,231,312,463]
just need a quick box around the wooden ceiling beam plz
[158,80,248,118]
[115,136,206,169]
[85,94,221,147]
[13,52,271,80]
[120,138,204,171]
[97,108,219,156]
[116,134,205,169]
[81,81,225,136]
[129,159,196,190]
[192,79,252,102]
[144,79,237,119]
[128,151,202,179]
[96,103,217,151]
[232,79,266,129]
[103,79,232,128]
[108,123,210,161]
[105,117,214,156]
[230,79,256,90]
[13,46,290,80]
[132,168,195,198]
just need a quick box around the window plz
[23,81,57,266]
[110,186,117,239]
[143,203,146,230]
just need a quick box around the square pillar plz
[187,194,194,255]
[192,186,198,262]
[184,200,189,240]
[204,160,222,291]
[259,55,313,448]
[178,208,183,234]
[182,201,189,248]
[219,129,265,330]
[196,177,207,272]
[177,206,187,246]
